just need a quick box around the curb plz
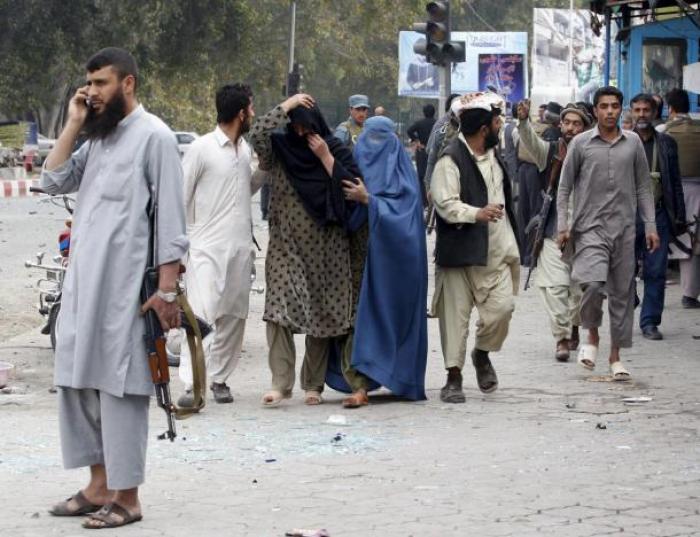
[1,179,41,198]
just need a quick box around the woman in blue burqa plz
[326,115,428,407]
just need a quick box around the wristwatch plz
[156,289,178,303]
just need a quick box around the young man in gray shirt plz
[557,86,659,381]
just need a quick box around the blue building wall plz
[616,16,699,111]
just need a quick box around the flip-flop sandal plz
[577,344,597,371]
[610,361,631,382]
[342,392,369,408]
[261,390,291,408]
[49,490,103,516]
[82,503,142,529]
[304,391,323,405]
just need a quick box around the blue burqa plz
[326,116,428,400]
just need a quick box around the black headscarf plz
[271,105,361,228]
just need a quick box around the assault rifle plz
[524,140,566,290]
[140,268,177,441]
[426,203,437,234]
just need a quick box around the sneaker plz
[641,326,663,340]
[210,382,234,404]
[682,296,700,309]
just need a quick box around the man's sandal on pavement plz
[82,503,142,529]
[261,390,291,408]
[342,391,369,408]
[471,349,499,393]
[49,491,103,516]
[304,390,323,406]
[610,361,631,382]
[577,344,597,370]
[440,375,466,404]
[555,339,570,362]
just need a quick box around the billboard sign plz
[532,8,614,103]
[398,31,528,102]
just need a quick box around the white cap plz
[451,91,505,116]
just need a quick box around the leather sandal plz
[440,374,466,403]
[304,390,324,405]
[555,339,570,362]
[342,391,369,408]
[49,490,103,516]
[261,390,291,407]
[82,503,142,529]
[471,349,498,393]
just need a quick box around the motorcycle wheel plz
[49,303,61,351]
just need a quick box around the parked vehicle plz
[174,131,199,157]
[34,134,56,166]
[24,187,74,350]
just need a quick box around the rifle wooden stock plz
[524,140,566,291]
[141,267,177,441]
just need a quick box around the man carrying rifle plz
[41,48,188,529]
[516,100,591,361]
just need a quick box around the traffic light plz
[412,1,465,66]
[284,63,304,97]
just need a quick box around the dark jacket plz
[649,131,687,236]
[407,117,437,146]
[435,138,519,268]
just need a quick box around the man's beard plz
[83,91,127,140]
[635,119,652,131]
[485,128,500,149]
[240,113,252,135]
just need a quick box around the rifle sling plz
[173,292,207,418]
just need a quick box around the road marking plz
[0,180,41,198]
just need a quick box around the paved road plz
[1,197,699,536]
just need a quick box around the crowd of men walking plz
[37,47,699,529]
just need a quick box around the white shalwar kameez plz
[40,105,188,489]
[178,126,262,389]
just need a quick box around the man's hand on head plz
[281,93,315,114]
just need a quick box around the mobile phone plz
[85,97,92,109]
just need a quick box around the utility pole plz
[285,1,299,97]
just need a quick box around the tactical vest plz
[664,117,700,178]
[339,120,363,149]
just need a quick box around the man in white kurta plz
[41,48,187,529]
[178,83,262,404]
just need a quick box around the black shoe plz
[177,390,194,408]
[210,382,234,404]
[439,373,466,403]
[471,349,499,393]
[682,296,700,309]
[641,326,663,340]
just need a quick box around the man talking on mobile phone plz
[41,47,188,529]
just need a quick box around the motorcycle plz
[24,187,73,350]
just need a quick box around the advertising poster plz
[532,8,614,103]
[398,31,528,102]
[478,53,526,104]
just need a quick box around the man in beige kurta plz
[516,101,592,361]
[430,93,520,404]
